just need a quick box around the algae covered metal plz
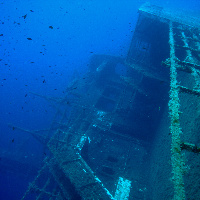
[19,3,200,200]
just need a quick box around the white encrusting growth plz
[168,21,186,200]
[114,177,132,200]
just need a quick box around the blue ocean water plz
[1,0,200,199]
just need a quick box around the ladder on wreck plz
[165,21,200,200]
[21,107,115,200]
[21,75,133,200]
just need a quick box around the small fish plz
[12,127,15,130]
[30,10,34,12]
[43,79,46,83]
[25,94,27,97]
[12,139,14,142]
[0,34,3,36]
[22,14,27,19]
[49,26,53,29]
[27,38,32,40]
